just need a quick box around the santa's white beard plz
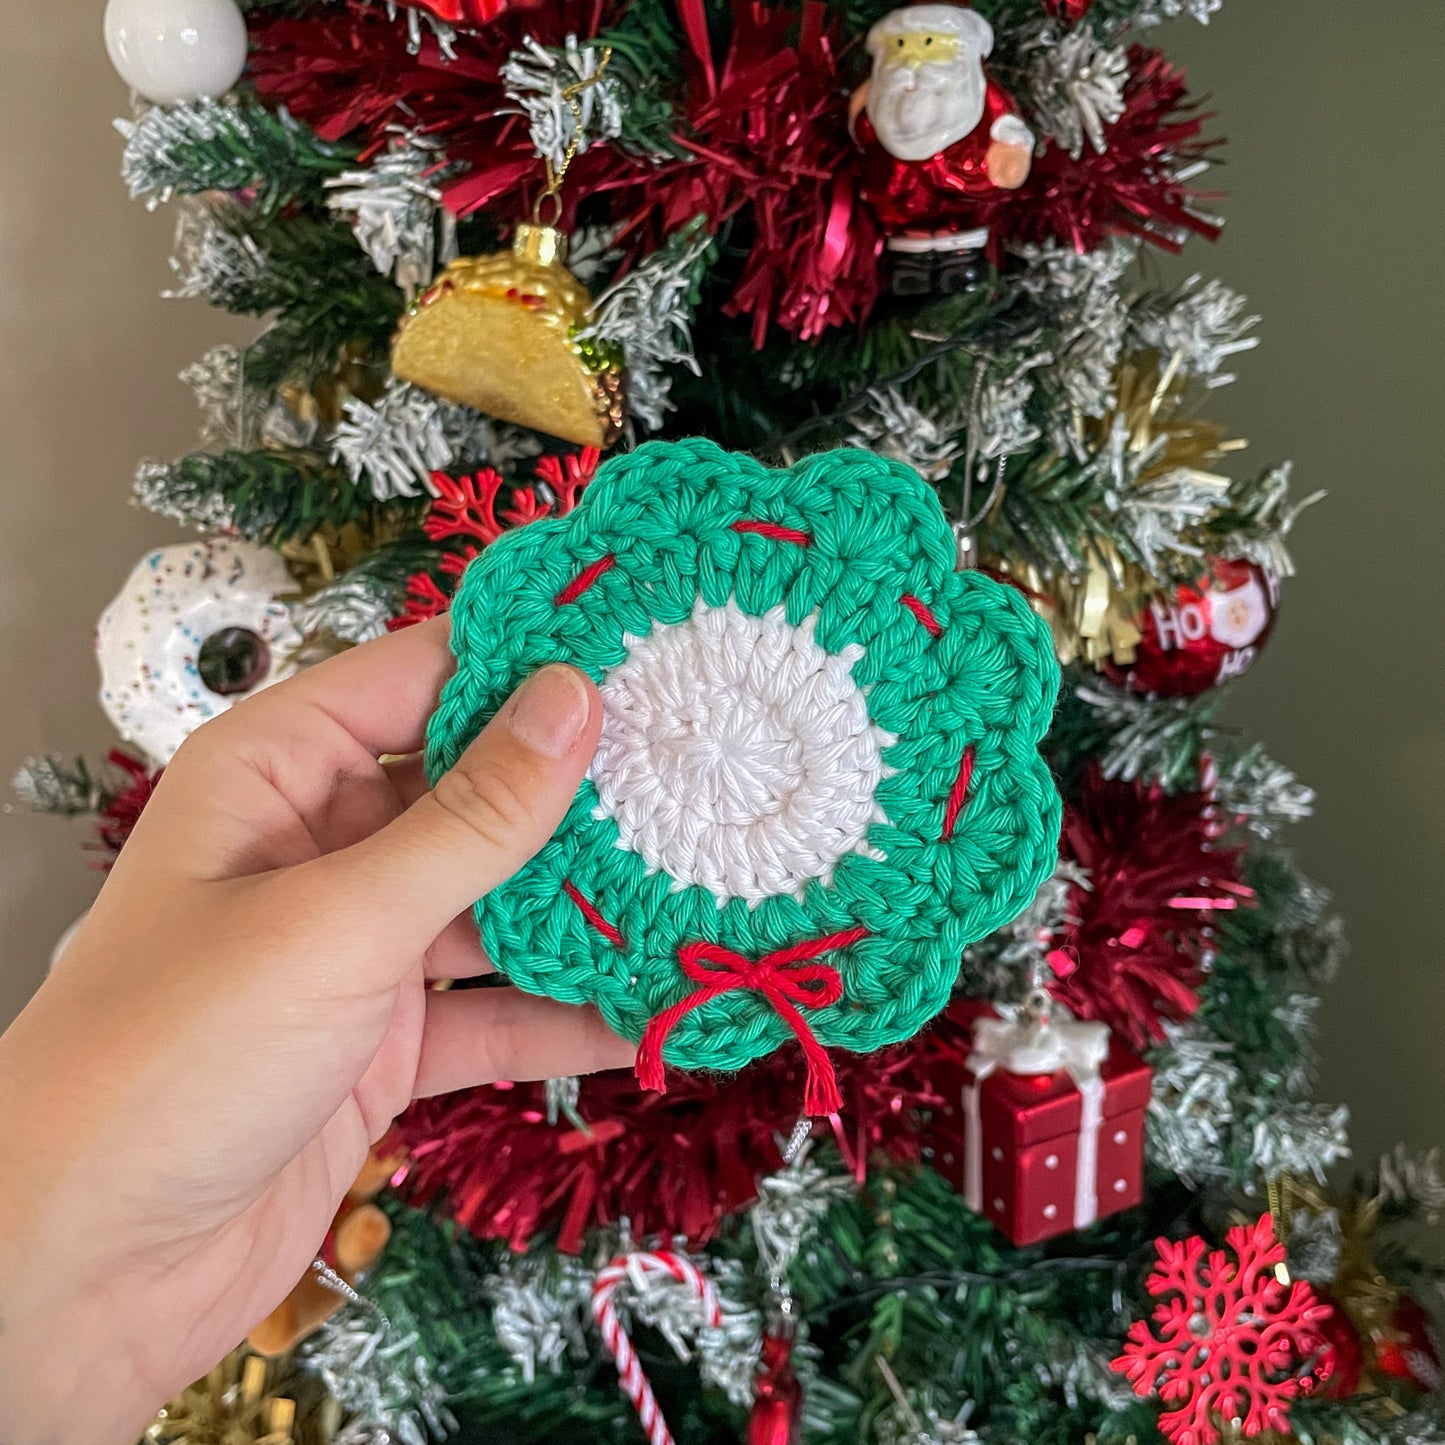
[868,57,986,163]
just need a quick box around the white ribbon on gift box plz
[963,1008,1111,1231]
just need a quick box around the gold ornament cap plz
[391,225,626,450]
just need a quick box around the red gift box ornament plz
[961,996,1151,1245]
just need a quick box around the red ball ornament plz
[1104,557,1280,698]
[1373,1297,1443,1394]
[1316,1298,1365,1399]
[749,1323,804,1445]
[1045,0,1094,18]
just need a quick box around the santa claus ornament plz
[426,440,1062,1114]
[853,4,1035,293]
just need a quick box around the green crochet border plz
[426,439,1062,1074]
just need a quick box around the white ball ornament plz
[96,537,302,767]
[104,0,249,105]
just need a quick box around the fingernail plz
[506,665,592,758]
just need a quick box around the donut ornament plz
[426,440,1062,1114]
[97,537,302,767]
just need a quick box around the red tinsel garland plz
[387,1016,969,1251]
[986,45,1221,256]
[1048,765,1250,1050]
[248,9,1215,340]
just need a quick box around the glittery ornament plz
[1103,556,1280,697]
[97,538,302,767]
[391,223,627,448]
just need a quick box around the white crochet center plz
[591,598,895,906]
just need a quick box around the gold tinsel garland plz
[146,1351,340,1445]
[994,351,1246,670]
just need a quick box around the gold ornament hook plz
[537,46,614,207]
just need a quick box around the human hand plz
[0,618,633,1444]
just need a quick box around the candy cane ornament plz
[591,1250,723,1445]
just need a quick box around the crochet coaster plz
[426,439,1061,1112]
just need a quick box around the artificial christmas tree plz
[13,0,1445,1441]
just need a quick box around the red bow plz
[636,928,869,1117]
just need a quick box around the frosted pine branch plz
[330,382,453,501]
[117,97,344,212]
[1028,31,1128,159]
[485,1253,594,1385]
[1018,241,1134,426]
[12,756,108,817]
[1213,744,1315,840]
[1249,1099,1350,1182]
[584,225,712,432]
[847,388,966,482]
[165,204,269,306]
[1131,275,1259,386]
[1147,1021,1239,1185]
[1126,0,1223,28]
[326,131,457,299]
[180,344,316,452]
[1378,1147,1445,1223]
[501,35,624,176]
[305,1308,457,1445]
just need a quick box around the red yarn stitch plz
[636,927,869,1116]
[731,520,811,546]
[942,746,977,841]
[564,881,625,950]
[900,594,943,637]
[554,554,617,607]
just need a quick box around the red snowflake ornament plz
[1113,1215,1332,1445]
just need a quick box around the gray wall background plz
[1,4,1441,1170]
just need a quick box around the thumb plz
[317,663,602,958]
